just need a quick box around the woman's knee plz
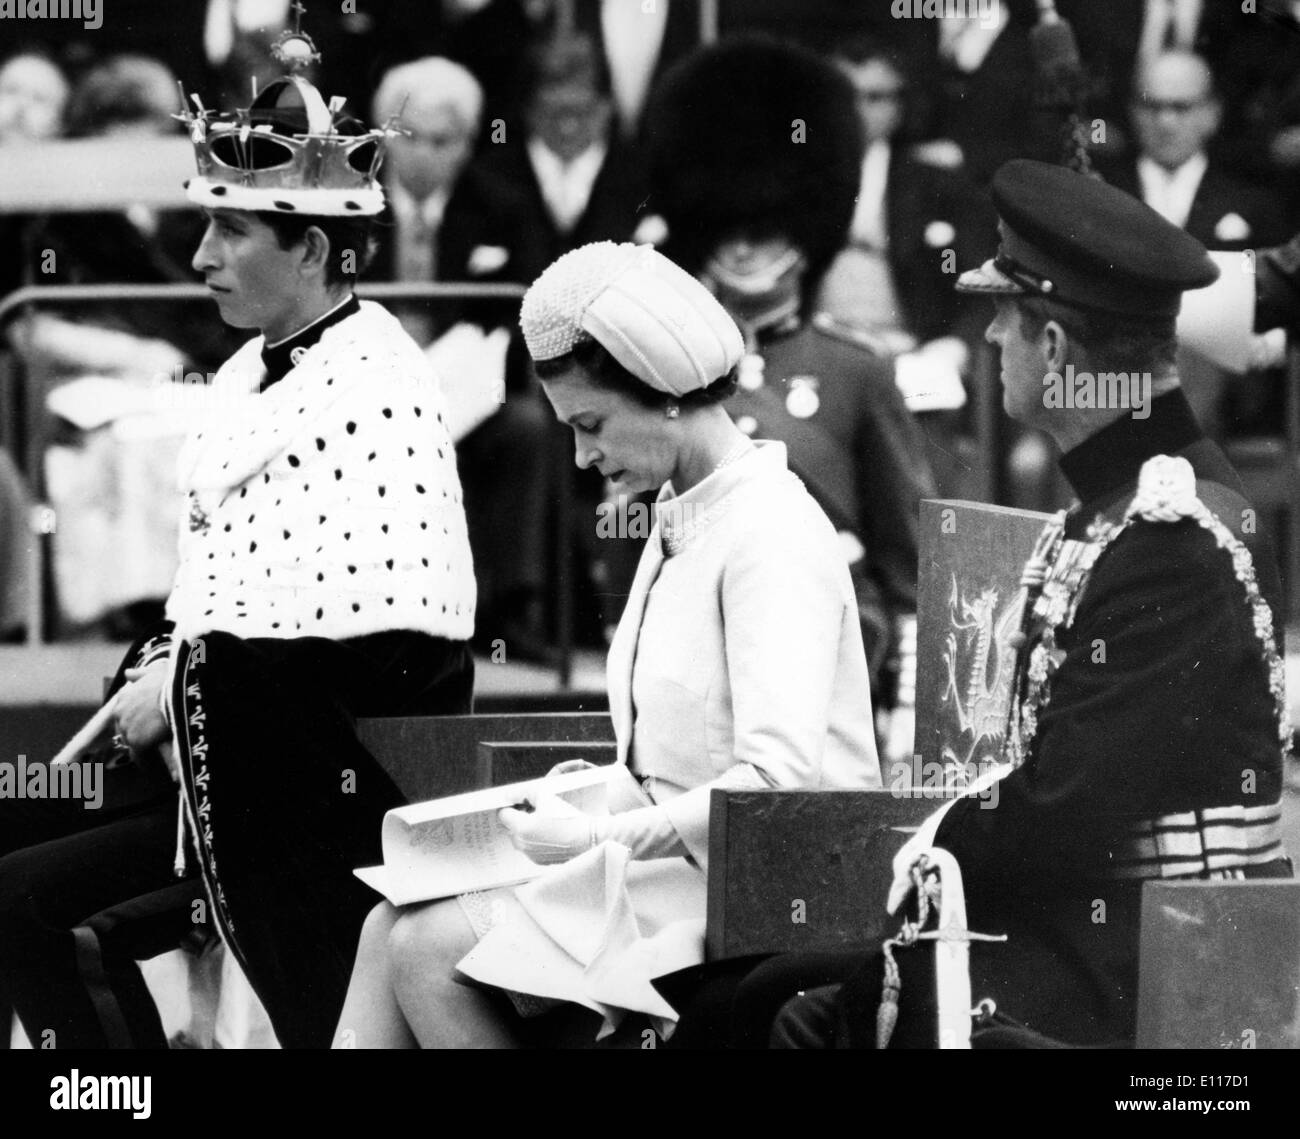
[355,900,399,950]
[387,900,475,982]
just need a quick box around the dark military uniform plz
[677,160,1293,1050]
[701,390,1293,1052]
[728,315,934,684]
[921,389,1291,1045]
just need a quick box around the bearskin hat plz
[644,35,864,293]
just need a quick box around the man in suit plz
[1107,51,1288,251]
[532,0,701,143]
[1059,0,1251,158]
[370,56,554,660]
[881,0,1057,186]
[817,40,995,356]
[371,56,541,339]
[1103,50,1290,437]
[478,31,646,286]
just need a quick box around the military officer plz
[642,36,937,737]
[680,159,1294,1049]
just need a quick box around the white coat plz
[165,302,476,644]
[457,441,881,1037]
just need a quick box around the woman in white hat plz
[336,242,882,1047]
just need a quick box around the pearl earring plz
[665,402,680,419]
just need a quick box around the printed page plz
[354,764,625,905]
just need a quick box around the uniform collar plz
[260,294,360,392]
[1058,387,1203,506]
[750,312,802,349]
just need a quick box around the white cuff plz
[597,804,688,861]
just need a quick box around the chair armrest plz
[704,788,936,961]
[1136,878,1300,1048]
[475,740,618,786]
[356,712,614,802]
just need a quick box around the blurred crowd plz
[2,0,1299,650]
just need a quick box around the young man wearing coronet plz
[0,21,476,1049]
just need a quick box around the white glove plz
[499,794,600,866]
[499,794,688,866]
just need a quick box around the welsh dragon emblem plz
[941,574,1025,772]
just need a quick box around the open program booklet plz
[354,764,630,905]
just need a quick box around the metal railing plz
[0,280,577,686]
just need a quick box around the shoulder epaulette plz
[1125,455,1203,524]
[1117,456,1291,756]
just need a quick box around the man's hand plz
[113,663,170,755]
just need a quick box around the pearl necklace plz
[660,442,754,556]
